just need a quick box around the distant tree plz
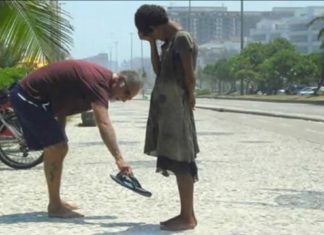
[259,49,300,94]
[240,42,266,69]
[264,38,296,57]
[202,64,218,92]
[234,69,259,94]
[291,54,318,86]
[213,59,233,94]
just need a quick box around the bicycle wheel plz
[0,113,43,169]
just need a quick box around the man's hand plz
[116,158,133,176]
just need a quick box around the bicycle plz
[0,88,43,169]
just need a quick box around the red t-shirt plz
[20,60,112,117]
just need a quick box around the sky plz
[61,1,323,64]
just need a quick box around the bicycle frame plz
[0,95,24,144]
[0,88,44,169]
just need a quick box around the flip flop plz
[110,172,152,197]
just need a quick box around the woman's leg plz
[160,173,197,230]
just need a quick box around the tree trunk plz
[315,70,324,95]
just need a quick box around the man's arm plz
[91,102,132,174]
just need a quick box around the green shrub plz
[196,88,212,96]
[0,67,29,89]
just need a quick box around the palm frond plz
[307,15,324,47]
[319,28,324,40]
[0,0,73,65]
[307,16,324,27]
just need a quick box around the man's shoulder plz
[56,59,111,71]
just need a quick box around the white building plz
[249,6,324,53]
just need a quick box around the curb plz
[199,96,324,105]
[134,99,324,123]
[196,105,324,123]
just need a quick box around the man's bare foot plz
[48,205,84,218]
[160,215,197,231]
[61,200,79,210]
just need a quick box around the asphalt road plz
[210,109,324,145]
[197,98,324,120]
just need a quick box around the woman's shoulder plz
[173,30,197,50]
[175,30,192,39]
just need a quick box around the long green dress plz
[144,30,200,180]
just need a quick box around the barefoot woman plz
[135,4,199,231]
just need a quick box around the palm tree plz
[308,15,324,48]
[0,42,24,68]
[0,0,73,66]
[308,15,324,94]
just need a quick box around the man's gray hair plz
[119,70,143,90]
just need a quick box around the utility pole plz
[108,45,113,68]
[141,40,144,75]
[240,0,244,95]
[141,40,146,98]
[130,32,134,69]
[114,41,118,71]
[188,0,191,33]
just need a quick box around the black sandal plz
[110,172,152,197]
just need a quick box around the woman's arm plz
[138,32,161,76]
[149,40,161,75]
[179,50,196,110]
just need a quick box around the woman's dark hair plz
[135,4,169,35]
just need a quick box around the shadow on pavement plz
[265,188,324,210]
[93,223,177,235]
[0,212,117,225]
[198,131,234,136]
[0,165,42,171]
[0,212,180,234]
[215,188,324,211]
[73,141,140,148]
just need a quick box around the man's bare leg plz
[43,142,83,218]
[160,174,197,231]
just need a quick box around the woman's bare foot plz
[160,215,197,231]
[48,204,84,218]
[61,200,79,210]
[160,215,180,225]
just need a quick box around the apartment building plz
[167,6,296,45]
[249,6,324,53]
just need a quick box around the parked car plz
[297,87,317,96]
[284,85,306,95]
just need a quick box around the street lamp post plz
[114,41,118,71]
[240,0,244,95]
[188,0,191,33]
[141,40,146,98]
[141,40,144,75]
